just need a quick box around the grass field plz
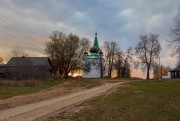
[56,79,180,121]
[0,79,65,99]
[0,78,105,99]
[0,77,130,99]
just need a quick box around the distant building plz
[162,72,171,79]
[169,66,180,79]
[0,64,7,79]
[0,57,53,80]
[82,33,105,78]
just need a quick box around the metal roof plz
[169,66,180,72]
[7,57,53,69]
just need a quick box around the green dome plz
[90,47,99,53]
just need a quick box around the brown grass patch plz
[0,79,46,87]
[63,81,81,87]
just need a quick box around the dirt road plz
[0,81,128,121]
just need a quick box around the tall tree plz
[104,41,118,78]
[170,9,180,66]
[135,34,161,79]
[114,48,124,78]
[177,55,180,66]
[122,47,133,78]
[45,31,90,78]
[113,47,133,78]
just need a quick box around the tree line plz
[170,9,180,67]
[44,9,180,79]
[44,31,161,79]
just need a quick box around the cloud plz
[0,0,179,77]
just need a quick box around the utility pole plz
[159,56,161,80]
[99,50,103,78]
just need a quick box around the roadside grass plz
[0,79,66,99]
[76,78,129,89]
[54,78,126,89]
[0,78,111,99]
[58,79,180,121]
[77,78,104,89]
[0,87,39,99]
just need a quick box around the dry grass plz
[0,79,46,87]
[0,78,105,99]
[0,78,130,100]
[49,79,180,121]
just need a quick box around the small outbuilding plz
[169,66,180,79]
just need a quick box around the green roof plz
[93,33,99,48]
[88,53,99,59]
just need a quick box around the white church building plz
[82,33,105,78]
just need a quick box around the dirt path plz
[0,81,82,111]
[0,81,128,121]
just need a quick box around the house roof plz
[7,57,53,69]
[169,66,180,72]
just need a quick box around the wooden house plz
[0,57,53,80]
[169,66,180,79]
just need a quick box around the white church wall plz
[82,65,100,78]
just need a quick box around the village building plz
[82,33,105,78]
[0,64,7,79]
[169,66,180,79]
[0,57,53,80]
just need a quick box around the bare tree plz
[177,55,180,66]
[45,31,90,78]
[45,32,65,76]
[135,34,161,79]
[7,45,29,80]
[3,45,28,64]
[104,41,118,78]
[10,45,28,58]
[63,35,90,78]
[170,9,180,65]
[114,47,134,78]
[114,48,124,78]
[122,47,134,78]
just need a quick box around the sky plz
[0,0,179,78]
